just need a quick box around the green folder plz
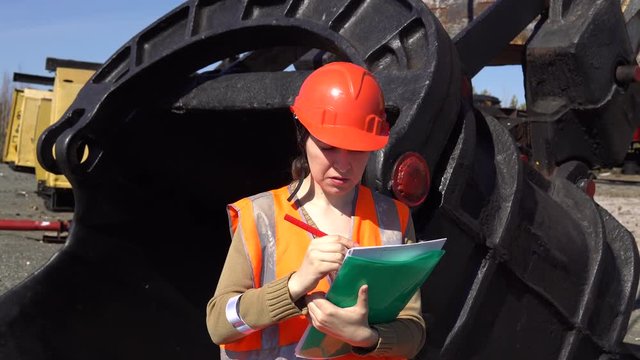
[295,238,446,359]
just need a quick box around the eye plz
[319,145,336,151]
[309,135,337,151]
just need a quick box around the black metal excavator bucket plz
[1,1,639,359]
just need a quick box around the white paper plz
[346,238,446,262]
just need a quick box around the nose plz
[333,149,353,173]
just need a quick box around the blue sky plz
[473,66,525,106]
[1,1,184,75]
[0,0,525,106]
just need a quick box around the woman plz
[207,62,425,359]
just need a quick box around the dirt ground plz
[593,170,640,244]
[0,163,69,294]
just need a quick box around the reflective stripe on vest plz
[221,185,410,360]
[221,342,297,360]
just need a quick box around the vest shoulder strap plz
[366,186,410,245]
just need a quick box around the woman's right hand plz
[288,235,356,301]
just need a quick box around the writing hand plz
[288,235,355,301]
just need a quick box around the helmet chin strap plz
[287,179,305,203]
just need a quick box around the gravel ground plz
[0,163,68,295]
[594,170,640,245]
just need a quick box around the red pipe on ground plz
[0,219,71,232]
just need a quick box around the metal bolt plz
[615,65,640,84]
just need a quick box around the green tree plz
[509,95,518,109]
[472,88,492,96]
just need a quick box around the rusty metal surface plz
[423,0,537,65]
[423,0,535,45]
[451,0,544,76]
[426,0,639,45]
[425,0,640,65]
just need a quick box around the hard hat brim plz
[296,113,389,151]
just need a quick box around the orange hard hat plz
[290,62,389,151]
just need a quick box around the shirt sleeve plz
[206,225,304,345]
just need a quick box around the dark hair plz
[291,118,310,181]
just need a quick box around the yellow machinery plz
[1,89,52,171]
[35,67,94,211]
[15,89,53,170]
[2,89,25,165]
[1,61,98,211]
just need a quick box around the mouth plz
[329,176,350,184]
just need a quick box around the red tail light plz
[391,152,431,207]
[577,178,596,198]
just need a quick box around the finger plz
[301,263,340,281]
[309,297,337,313]
[305,250,346,272]
[307,251,346,265]
[306,257,342,271]
[317,261,343,275]
[312,252,346,264]
[335,236,357,249]
[316,235,356,249]
[310,242,348,255]
[307,308,323,331]
[356,285,369,309]
[307,301,322,324]
[313,235,341,243]
[313,242,350,254]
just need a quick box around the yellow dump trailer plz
[2,89,25,165]
[13,89,53,171]
[35,67,94,211]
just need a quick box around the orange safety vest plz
[221,184,411,360]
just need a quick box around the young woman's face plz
[305,136,371,196]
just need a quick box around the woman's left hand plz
[306,285,379,348]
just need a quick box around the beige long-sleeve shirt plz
[206,217,426,358]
